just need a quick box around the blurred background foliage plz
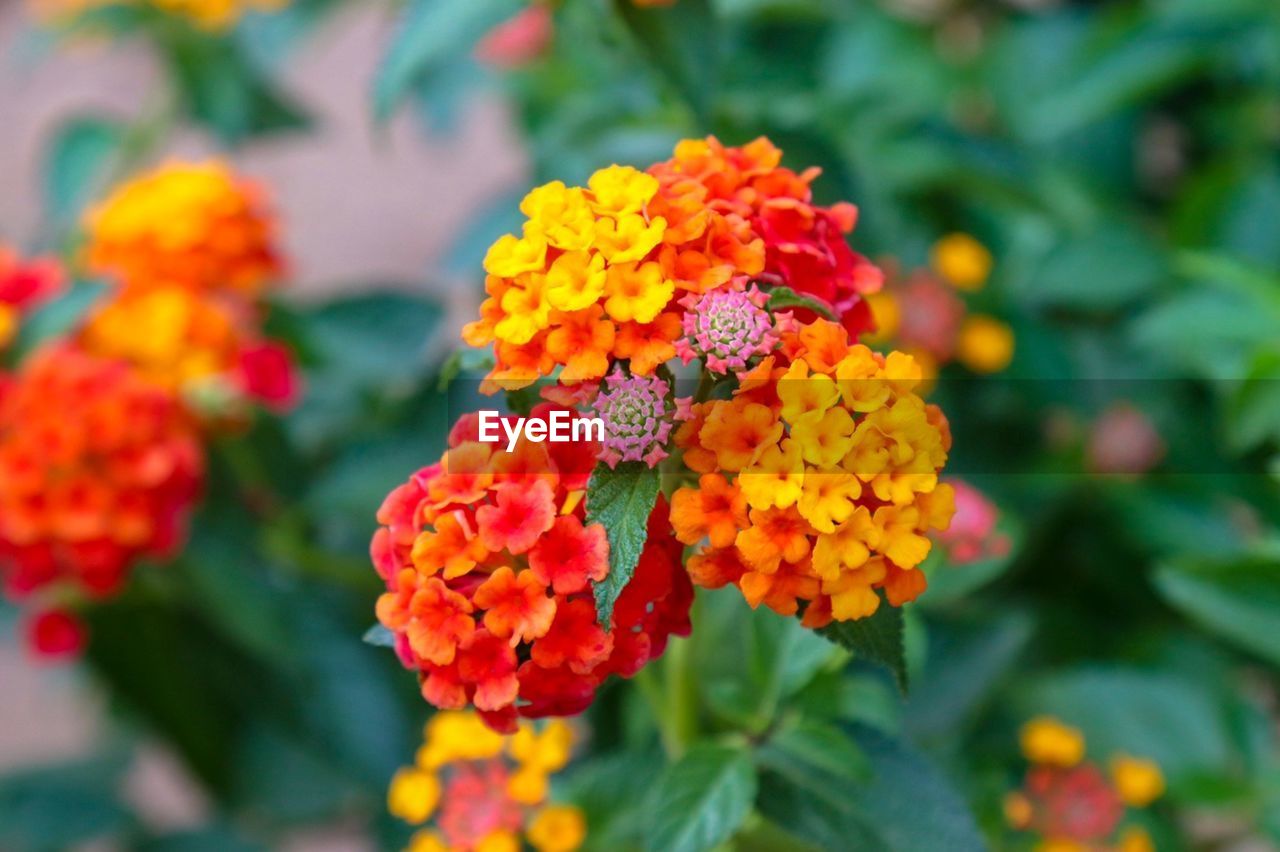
[3,0,1280,849]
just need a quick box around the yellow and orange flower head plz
[671,317,954,625]
[388,710,584,852]
[0,345,204,605]
[77,284,299,413]
[85,161,283,298]
[465,138,888,392]
[371,406,693,732]
[1007,717,1164,850]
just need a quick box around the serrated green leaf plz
[757,725,984,852]
[1154,555,1280,667]
[588,462,660,625]
[645,744,757,852]
[765,286,838,320]
[362,624,397,648]
[815,593,908,692]
[372,0,525,122]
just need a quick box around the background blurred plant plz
[0,0,1278,849]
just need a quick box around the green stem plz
[106,83,179,187]
[661,633,697,758]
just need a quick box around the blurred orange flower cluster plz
[0,346,203,652]
[867,232,1014,378]
[1006,717,1165,852]
[82,161,297,414]
[0,160,296,660]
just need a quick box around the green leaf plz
[301,292,443,388]
[1017,667,1237,784]
[363,624,396,648]
[765,286,838,321]
[903,609,1033,742]
[757,726,984,852]
[815,592,908,692]
[645,744,757,852]
[163,31,308,144]
[135,824,263,852]
[1020,21,1220,141]
[1023,221,1166,312]
[372,0,525,122]
[1226,351,1280,453]
[587,461,661,625]
[42,116,123,229]
[696,588,836,731]
[1154,555,1280,667]
[12,279,107,360]
[561,751,665,850]
[613,0,717,125]
[756,718,871,786]
[0,753,134,850]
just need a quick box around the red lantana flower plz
[372,409,693,731]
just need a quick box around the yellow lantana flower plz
[1020,717,1085,768]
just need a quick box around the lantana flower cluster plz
[1005,717,1164,852]
[463,136,882,392]
[0,346,203,618]
[388,710,585,852]
[372,137,961,731]
[672,316,953,625]
[866,232,1014,377]
[0,161,296,659]
[372,405,692,732]
[82,161,298,415]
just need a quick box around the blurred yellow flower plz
[931,232,992,291]
[86,161,281,297]
[1110,754,1165,807]
[1020,716,1085,768]
[528,804,588,852]
[956,314,1014,374]
[387,767,442,825]
[0,304,16,351]
[1116,826,1156,852]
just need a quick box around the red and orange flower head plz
[388,710,586,852]
[671,316,954,626]
[1005,717,1164,852]
[85,161,283,298]
[371,407,693,732]
[0,246,64,353]
[78,284,299,414]
[0,345,204,606]
[650,137,883,338]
